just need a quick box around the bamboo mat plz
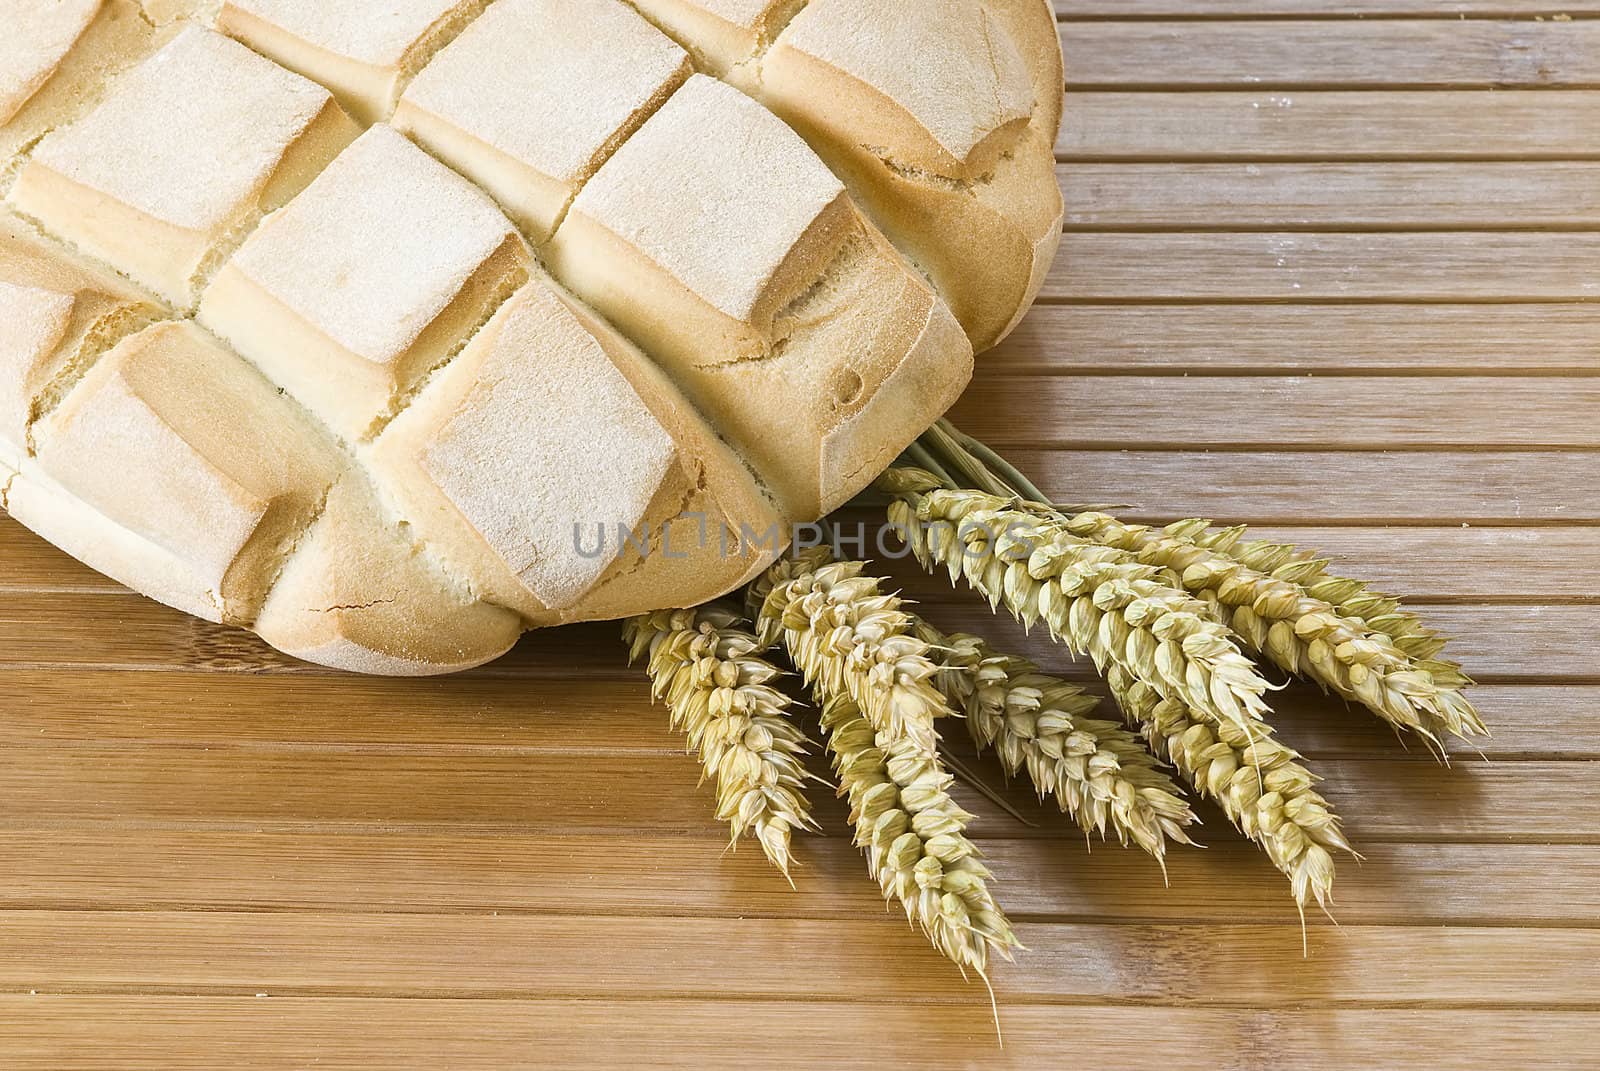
[4,3,1598,1067]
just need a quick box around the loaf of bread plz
[0,0,1063,675]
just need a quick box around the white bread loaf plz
[0,2,1064,676]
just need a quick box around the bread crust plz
[756,0,1065,351]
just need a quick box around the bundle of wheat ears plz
[623,418,1486,985]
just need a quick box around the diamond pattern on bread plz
[629,0,804,75]
[0,1,1061,675]
[30,320,340,623]
[9,26,360,308]
[776,0,1034,180]
[217,0,490,124]
[0,0,103,126]
[548,73,970,518]
[199,124,530,442]
[372,274,783,621]
[395,0,691,241]
[255,470,524,676]
[743,0,1064,349]
[0,210,160,467]
[0,1,156,190]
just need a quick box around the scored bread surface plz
[0,0,1063,676]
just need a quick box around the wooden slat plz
[9,998,1594,1071]
[1041,232,1600,301]
[1060,163,1600,228]
[1062,20,1600,87]
[4,832,1597,925]
[1059,91,1600,159]
[1059,1,1600,14]
[0,671,679,752]
[991,304,1600,372]
[1,910,1597,1004]
[0,738,1592,840]
[1,589,1593,680]
[953,375,1600,447]
[1235,526,1600,598]
[1,666,1588,759]
[1013,450,1600,523]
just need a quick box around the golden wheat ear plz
[1108,664,1350,913]
[745,553,1022,976]
[817,690,1020,979]
[877,472,1351,909]
[883,478,1277,738]
[911,616,1198,869]
[621,606,819,880]
[916,421,1486,749]
[1055,511,1483,749]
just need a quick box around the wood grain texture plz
[991,304,1600,372]
[1062,21,1600,87]
[1059,92,1600,159]
[1,590,1593,680]
[5,910,1600,1002]
[1060,163,1600,229]
[4,10,1597,1069]
[1041,231,1600,301]
[1012,450,1600,522]
[954,375,1600,446]
[9,998,1597,1071]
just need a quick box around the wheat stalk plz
[624,605,818,877]
[1057,512,1485,745]
[748,550,950,751]
[819,690,1020,977]
[1106,663,1350,912]
[877,469,1276,739]
[913,617,1198,866]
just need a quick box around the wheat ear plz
[1059,512,1485,745]
[1107,664,1350,911]
[819,690,1021,976]
[749,553,1020,974]
[1198,527,1474,690]
[878,470,1276,738]
[624,606,818,877]
[748,550,950,750]
[913,618,1198,866]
